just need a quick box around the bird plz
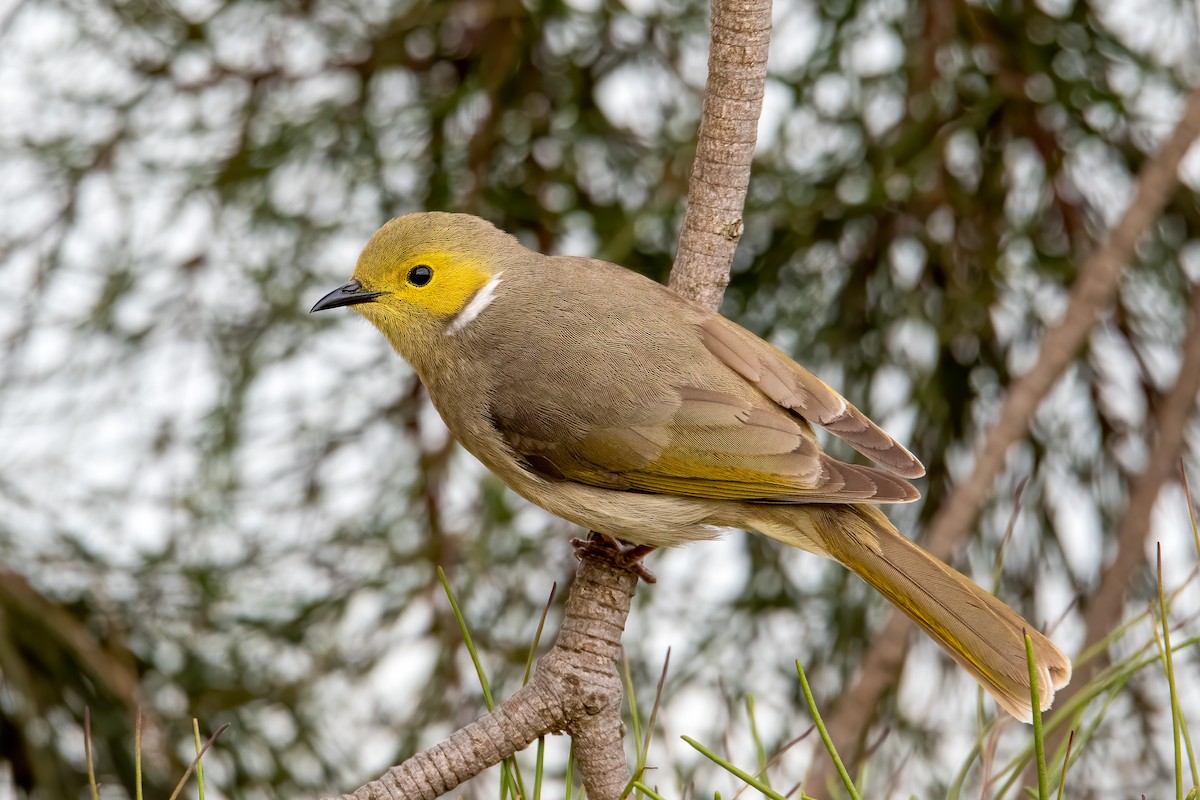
[311,211,1071,720]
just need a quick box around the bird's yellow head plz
[311,213,517,364]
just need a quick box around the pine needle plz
[84,707,100,800]
[192,719,207,800]
[1158,545,1185,800]
[681,736,788,800]
[795,661,860,800]
[1025,631,1048,800]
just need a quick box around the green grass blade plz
[166,724,230,800]
[633,782,666,800]
[533,736,544,800]
[623,655,643,767]
[1181,462,1200,560]
[620,769,643,799]
[733,731,815,800]
[565,740,574,800]
[437,567,526,799]
[681,736,787,800]
[622,650,672,800]
[1025,632,1048,800]
[516,583,557,800]
[745,696,769,789]
[796,661,861,800]
[1182,672,1200,791]
[83,707,100,800]
[1158,545,1184,800]
[523,583,557,686]
[993,635,1200,798]
[1182,666,1200,792]
[1177,465,1200,790]
[135,707,144,800]
[438,566,496,709]
[1068,569,1195,670]
[994,668,1126,799]
[510,756,529,800]
[192,719,206,800]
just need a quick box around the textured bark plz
[810,84,1200,787]
[550,555,639,800]
[325,0,769,795]
[669,0,772,311]
[322,558,637,800]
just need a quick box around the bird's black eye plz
[407,265,433,287]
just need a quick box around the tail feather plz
[752,504,1072,721]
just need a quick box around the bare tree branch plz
[810,84,1200,785]
[670,0,772,310]
[920,88,1200,571]
[322,558,638,800]
[1048,283,1200,723]
[1014,284,1200,785]
[323,0,771,797]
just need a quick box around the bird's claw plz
[570,532,658,584]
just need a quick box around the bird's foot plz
[570,532,658,584]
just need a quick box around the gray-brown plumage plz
[314,212,1072,721]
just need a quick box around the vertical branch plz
[810,85,1200,784]
[323,1,772,797]
[551,560,641,800]
[670,0,773,311]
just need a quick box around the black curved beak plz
[310,280,384,312]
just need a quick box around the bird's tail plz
[751,503,1072,721]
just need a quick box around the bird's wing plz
[699,316,926,480]
[491,384,920,505]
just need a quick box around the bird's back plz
[466,254,748,429]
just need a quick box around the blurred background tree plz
[1,0,1198,797]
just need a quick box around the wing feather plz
[484,301,923,503]
[492,384,919,504]
[701,317,926,479]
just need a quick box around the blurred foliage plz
[1,0,1199,796]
